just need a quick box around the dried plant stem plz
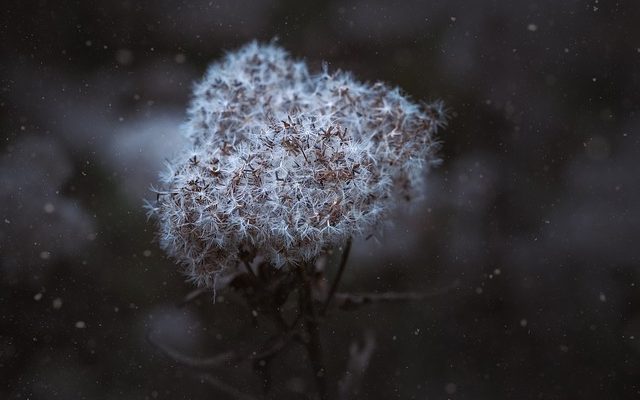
[333,280,460,310]
[321,237,352,315]
[158,240,458,400]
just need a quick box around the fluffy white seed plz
[147,41,445,287]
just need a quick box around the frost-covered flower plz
[148,42,445,287]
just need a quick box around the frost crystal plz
[148,42,445,286]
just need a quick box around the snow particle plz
[116,49,134,66]
[52,298,63,309]
[445,382,457,394]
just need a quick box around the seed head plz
[147,42,445,287]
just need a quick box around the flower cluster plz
[148,42,445,287]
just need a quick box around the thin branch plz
[333,281,459,310]
[321,237,352,315]
[148,334,238,369]
[150,325,302,368]
[177,287,208,307]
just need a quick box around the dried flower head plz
[147,42,445,287]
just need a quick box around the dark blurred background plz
[1,0,639,399]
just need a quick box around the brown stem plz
[321,237,352,315]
